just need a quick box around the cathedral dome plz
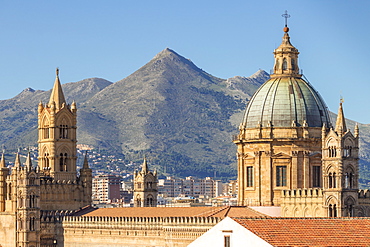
[242,26,331,129]
[242,76,331,128]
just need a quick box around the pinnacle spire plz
[48,68,66,109]
[141,156,148,173]
[14,152,21,168]
[0,153,5,168]
[83,151,89,169]
[335,101,347,133]
[25,151,32,171]
[355,123,359,137]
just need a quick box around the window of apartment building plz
[276,166,287,187]
[312,166,321,187]
[246,166,253,187]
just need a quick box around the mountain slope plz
[79,48,267,177]
[0,78,112,149]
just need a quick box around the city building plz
[158,176,222,199]
[92,175,122,204]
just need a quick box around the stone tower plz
[234,23,331,206]
[322,102,360,217]
[36,69,91,211]
[134,158,158,207]
[38,68,78,181]
[16,152,41,247]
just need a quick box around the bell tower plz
[38,68,78,181]
[134,157,158,207]
[322,101,360,217]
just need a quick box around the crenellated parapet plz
[281,188,324,198]
[358,189,370,199]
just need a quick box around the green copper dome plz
[242,26,331,129]
[242,76,331,128]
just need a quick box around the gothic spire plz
[48,68,66,109]
[335,101,347,133]
[141,156,148,173]
[14,152,21,168]
[25,151,32,171]
[83,151,89,169]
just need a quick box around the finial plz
[282,10,290,32]
[340,96,344,105]
[56,67,59,76]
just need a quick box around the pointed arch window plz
[60,125,68,139]
[328,146,337,158]
[146,195,154,207]
[29,217,35,231]
[59,153,68,172]
[29,194,36,208]
[345,170,354,189]
[43,126,49,139]
[44,153,49,168]
[328,204,337,217]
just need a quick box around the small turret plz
[354,123,359,138]
[71,101,77,113]
[38,101,44,114]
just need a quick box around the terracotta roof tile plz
[233,217,370,246]
[82,206,265,218]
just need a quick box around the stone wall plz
[281,188,325,217]
[61,216,220,247]
[0,213,16,247]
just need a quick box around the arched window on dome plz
[282,58,287,70]
[275,59,280,71]
[291,58,295,70]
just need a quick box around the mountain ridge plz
[0,48,369,182]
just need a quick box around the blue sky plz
[0,1,370,124]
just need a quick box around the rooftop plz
[81,206,266,218]
[233,217,370,246]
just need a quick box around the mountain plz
[0,48,369,182]
[0,78,112,149]
[77,48,267,178]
